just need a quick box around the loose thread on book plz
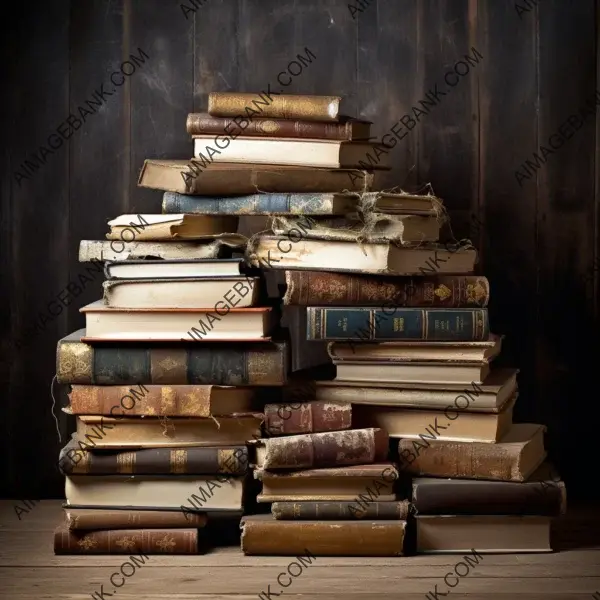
[49,374,62,443]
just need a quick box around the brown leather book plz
[271,500,410,520]
[398,423,547,482]
[283,271,489,307]
[241,514,406,555]
[256,428,388,470]
[208,93,342,122]
[54,527,199,554]
[263,400,351,435]
[65,509,207,530]
[186,113,371,140]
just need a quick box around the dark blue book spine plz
[306,308,489,341]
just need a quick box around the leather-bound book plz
[241,515,406,556]
[283,271,490,307]
[186,113,371,140]
[271,500,410,520]
[398,423,547,482]
[263,400,351,435]
[56,330,288,385]
[54,527,198,554]
[65,509,207,530]
[255,428,388,470]
[68,385,255,417]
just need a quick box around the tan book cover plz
[65,509,207,530]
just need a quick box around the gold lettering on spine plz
[58,342,93,383]
[171,449,187,474]
[218,448,238,473]
[247,349,281,385]
[160,386,177,415]
[117,452,135,474]
[151,349,188,383]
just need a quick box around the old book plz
[59,440,249,475]
[283,272,490,308]
[162,191,360,216]
[412,464,566,516]
[416,515,552,553]
[246,237,477,275]
[186,113,372,140]
[208,92,343,121]
[65,475,244,510]
[365,192,442,215]
[137,160,373,195]
[104,258,245,278]
[256,463,398,502]
[307,307,489,342]
[68,384,255,417]
[398,423,547,481]
[264,400,351,435]
[102,277,261,309]
[79,239,232,262]
[80,302,274,342]
[106,214,239,241]
[241,515,406,556]
[54,527,199,554]
[271,500,410,520]
[328,335,501,362]
[65,508,207,530]
[56,330,288,385]
[193,137,391,170]
[314,369,519,412]
[352,396,515,443]
[255,428,388,470]
[75,414,262,448]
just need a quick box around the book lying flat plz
[81,301,274,342]
[271,500,410,520]
[65,508,207,530]
[104,258,245,279]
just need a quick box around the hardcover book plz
[263,400,351,435]
[271,500,410,520]
[65,508,207,530]
[104,258,245,279]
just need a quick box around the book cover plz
[65,509,207,530]
[271,500,410,520]
[263,400,351,435]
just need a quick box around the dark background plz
[1,0,598,501]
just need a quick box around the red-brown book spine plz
[263,401,351,435]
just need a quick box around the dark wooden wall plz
[1,0,598,500]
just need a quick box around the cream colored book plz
[65,475,244,510]
[246,236,476,275]
[104,258,244,278]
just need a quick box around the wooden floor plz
[1,501,599,599]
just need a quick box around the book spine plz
[264,401,352,435]
[61,446,249,475]
[263,428,388,470]
[284,271,489,307]
[306,308,489,341]
[56,341,288,385]
[271,501,410,520]
[54,527,198,554]
[187,114,356,140]
[162,192,337,216]
[207,93,340,122]
[66,510,207,530]
[78,240,225,262]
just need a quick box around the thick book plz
[241,515,406,556]
[56,330,289,385]
[80,302,274,342]
[263,400,351,435]
[314,369,519,412]
[59,441,249,475]
[186,113,371,140]
[271,500,410,520]
[283,271,489,307]
[256,463,398,502]
[247,237,477,275]
[193,137,391,170]
[138,160,373,195]
[65,474,244,511]
[102,277,261,309]
[307,307,489,342]
[398,423,547,481]
[352,396,515,443]
[162,191,360,216]
[411,464,566,516]
[208,92,343,122]
[255,428,388,470]
[75,414,262,448]
[416,515,551,553]
[78,239,232,262]
[104,258,245,279]
[54,527,199,554]
[65,508,207,530]
[68,384,255,417]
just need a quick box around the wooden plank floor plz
[1,501,599,599]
